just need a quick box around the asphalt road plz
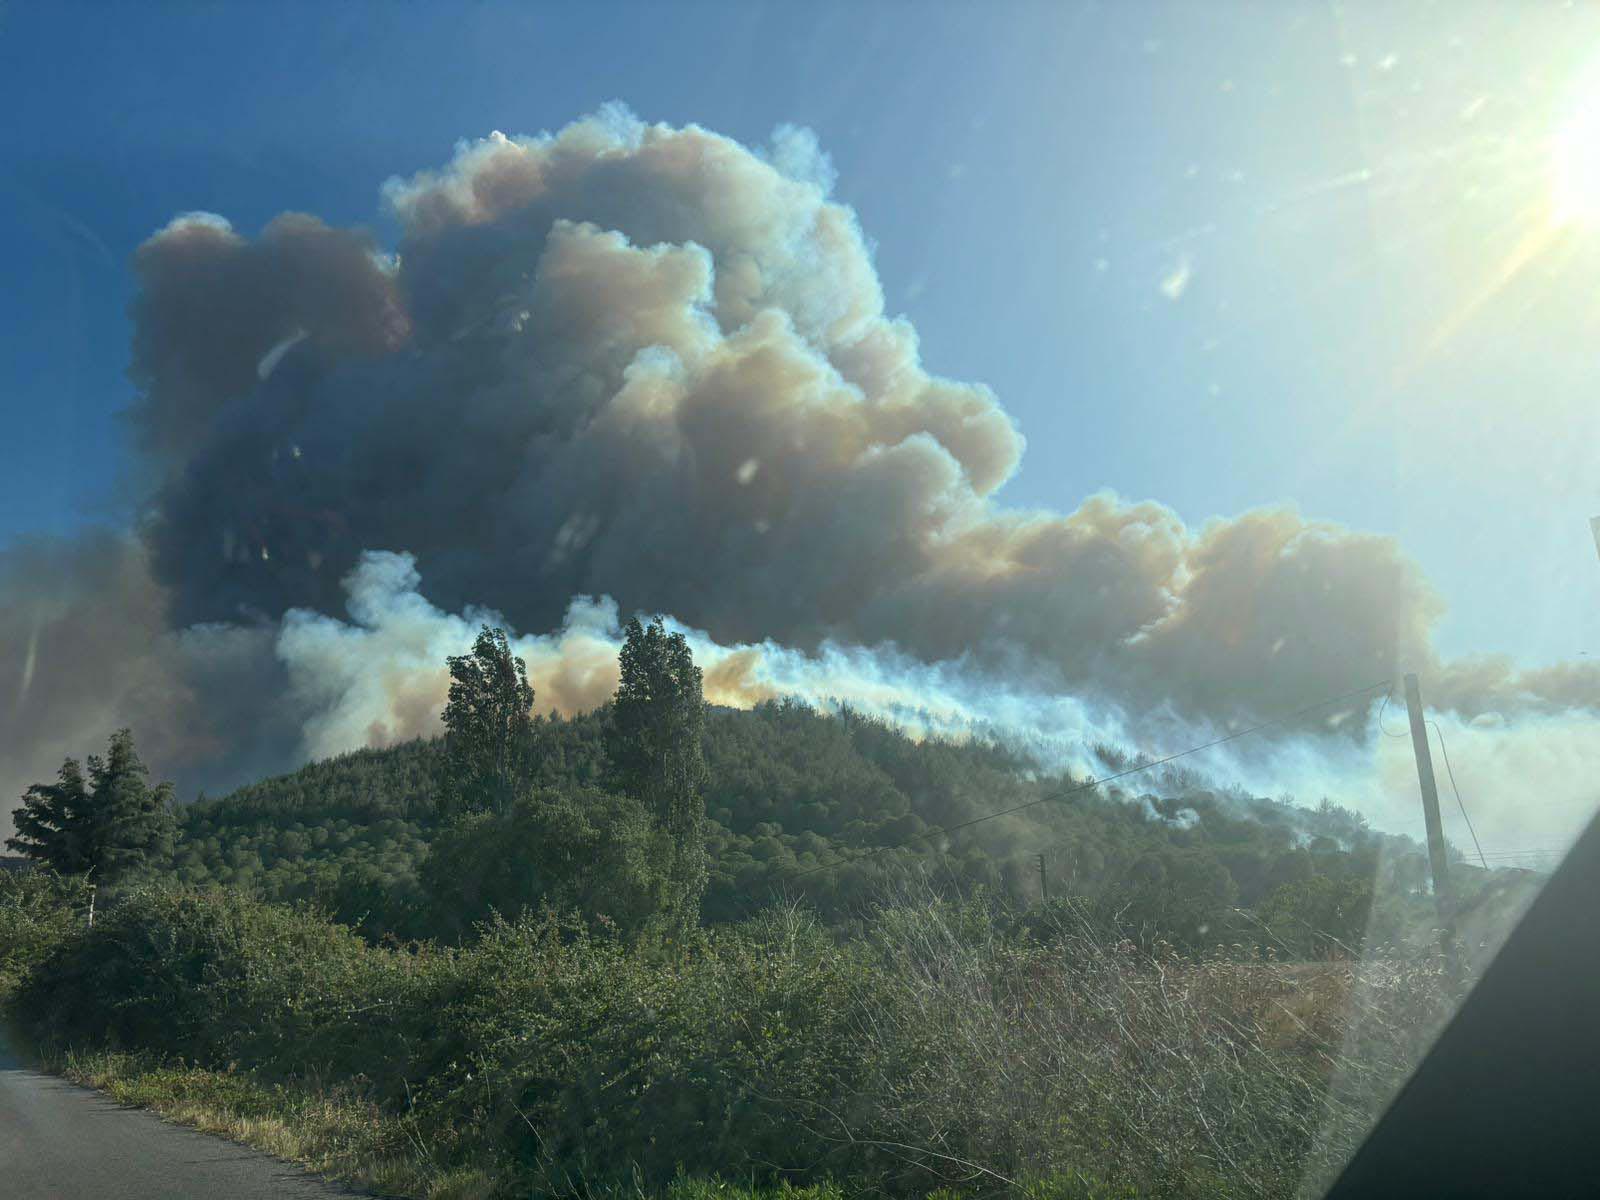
[0,1035,359,1199]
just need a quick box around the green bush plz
[14,886,438,1099]
[15,888,876,1189]
[419,787,670,942]
[0,869,91,990]
[10,883,1461,1199]
[402,905,875,1188]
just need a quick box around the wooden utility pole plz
[1037,853,1048,903]
[1403,673,1456,974]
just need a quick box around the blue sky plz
[3,0,1597,666]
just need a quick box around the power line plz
[1428,719,1488,870]
[1476,847,1563,855]
[1476,857,1559,866]
[1377,686,1410,738]
[783,679,1392,882]
[1471,847,1563,872]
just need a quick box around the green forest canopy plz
[158,697,1496,952]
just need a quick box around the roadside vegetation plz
[1,620,1540,1198]
[1,874,1482,1199]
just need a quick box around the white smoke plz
[269,551,1600,850]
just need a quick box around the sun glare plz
[1551,93,1600,227]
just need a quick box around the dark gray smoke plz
[131,113,1456,716]
[4,108,1596,837]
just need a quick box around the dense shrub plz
[14,887,437,1094]
[0,869,91,990]
[419,787,670,942]
[16,888,882,1188]
[9,883,1472,1199]
[409,907,872,1189]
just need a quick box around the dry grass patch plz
[51,1048,505,1199]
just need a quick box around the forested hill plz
[167,699,1443,948]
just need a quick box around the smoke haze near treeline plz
[4,108,1597,848]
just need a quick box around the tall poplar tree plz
[440,625,535,817]
[609,617,708,931]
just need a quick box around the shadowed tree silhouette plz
[8,729,174,881]
[609,616,708,932]
[440,625,535,817]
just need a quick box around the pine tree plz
[6,757,94,873]
[7,730,173,880]
[441,626,535,817]
[84,729,175,880]
[609,617,708,931]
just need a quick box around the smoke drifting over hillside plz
[4,108,1597,843]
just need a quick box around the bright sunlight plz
[1552,77,1600,226]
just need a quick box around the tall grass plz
[828,890,1467,1199]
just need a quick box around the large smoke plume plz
[4,107,1597,846]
